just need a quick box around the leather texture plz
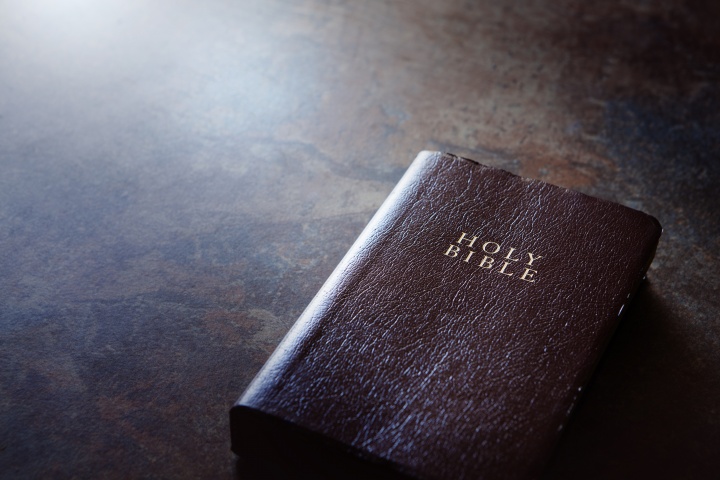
[231,151,662,480]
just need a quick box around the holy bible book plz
[230,151,661,479]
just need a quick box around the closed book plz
[230,151,661,479]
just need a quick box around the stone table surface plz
[1,0,719,478]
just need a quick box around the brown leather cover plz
[230,151,662,480]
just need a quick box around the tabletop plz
[1,0,719,478]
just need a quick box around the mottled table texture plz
[1,0,719,478]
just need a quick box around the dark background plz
[1,0,719,478]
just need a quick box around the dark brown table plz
[1,0,718,478]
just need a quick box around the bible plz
[230,151,661,479]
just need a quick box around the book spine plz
[237,151,439,409]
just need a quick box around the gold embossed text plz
[443,232,542,283]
